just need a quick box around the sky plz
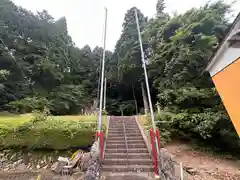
[12,0,239,51]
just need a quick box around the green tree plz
[156,0,165,16]
[0,0,101,114]
[147,1,239,153]
[110,7,150,114]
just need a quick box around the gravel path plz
[165,141,240,180]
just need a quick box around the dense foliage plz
[109,0,239,153]
[0,0,239,152]
[0,0,110,114]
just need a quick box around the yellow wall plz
[212,57,240,137]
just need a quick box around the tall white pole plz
[97,58,102,107]
[103,77,107,111]
[97,7,107,135]
[180,162,184,180]
[134,8,160,175]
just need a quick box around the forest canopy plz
[0,0,239,152]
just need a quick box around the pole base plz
[154,174,160,179]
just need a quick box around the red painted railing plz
[156,129,161,149]
[100,131,104,163]
[149,128,161,175]
[96,131,105,163]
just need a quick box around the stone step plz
[106,137,125,141]
[101,172,152,180]
[108,129,141,134]
[108,127,139,131]
[101,172,152,176]
[104,175,149,180]
[107,135,141,139]
[101,117,154,176]
[106,143,146,149]
[110,121,136,122]
[107,140,145,145]
[110,121,135,123]
[109,125,138,127]
[109,123,137,125]
[104,153,151,159]
[110,121,136,123]
[107,133,141,137]
[108,130,141,135]
[109,127,140,130]
[107,136,143,141]
[103,159,152,166]
[101,165,154,173]
[105,148,149,154]
[108,129,141,133]
[109,126,138,128]
[125,128,140,131]
[109,122,137,124]
[110,120,135,121]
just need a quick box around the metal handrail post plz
[103,77,107,111]
[134,8,160,176]
[97,7,108,157]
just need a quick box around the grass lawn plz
[0,114,107,127]
[0,114,107,150]
[52,115,108,125]
[0,114,31,128]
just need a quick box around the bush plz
[0,113,96,150]
[154,112,175,144]
[158,87,221,113]
[102,109,108,115]
[7,85,90,115]
[8,97,49,113]
[48,85,89,115]
[156,86,240,155]
[13,109,50,132]
[154,110,240,155]
[170,111,240,154]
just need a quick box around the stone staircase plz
[101,116,154,180]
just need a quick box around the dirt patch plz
[0,149,86,180]
[165,141,240,180]
[0,170,84,180]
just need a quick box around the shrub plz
[102,109,108,115]
[154,112,175,144]
[158,87,221,113]
[14,109,50,133]
[154,110,240,154]
[48,85,90,115]
[170,111,240,154]
[8,97,49,113]
[156,86,240,155]
[0,113,96,150]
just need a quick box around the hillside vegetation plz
[0,0,239,153]
[0,112,98,150]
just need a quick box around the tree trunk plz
[132,85,138,115]
[141,81,149,114]
[92,99,98,114]
[120,108,123,116]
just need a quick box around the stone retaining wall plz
[84,141,100,180]
[159,148,179,180]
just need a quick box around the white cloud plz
[12,0,239,50]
